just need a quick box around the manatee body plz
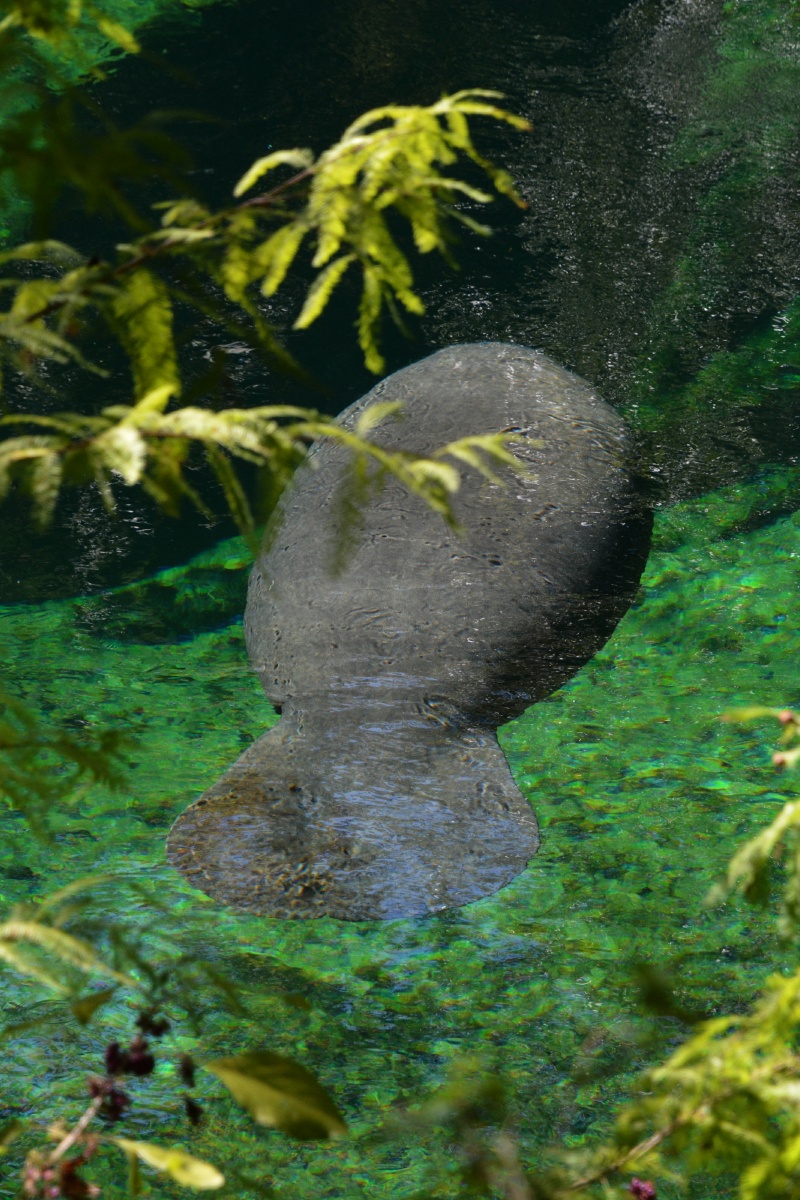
[167,343,652,920]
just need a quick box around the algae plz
[0,500,796,1198]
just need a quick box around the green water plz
[1,500,797,1197]
[2,0,800,1195]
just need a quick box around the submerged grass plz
[0,494,797,1197]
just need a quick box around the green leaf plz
[357,266,385,375]
[94,425,147,485]
[354,400,404,437]
[0,920,135,986]
[436,432,530,485]
[110,269,179,403]
[205,1050,347,1139]
[92,14,140,54]
[233,148,314,197]
[114,1141,224,1190]
[127,1146,142,1197]
[0,939,68,992]
[203,441,254,535]
[256,221,308,297]
[707,799,800,910]
[0,241,84,268]
[71,986,116,1025]
[722,706,782,723]
[127,384,179,417]
[29,451,63,527]
[0,1118,24,1153]
[294,254,355,329]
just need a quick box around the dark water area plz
[2,2,800,1197]
[6,0,800,600]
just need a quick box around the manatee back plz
[245,342,650,725]
[168,344,652,920]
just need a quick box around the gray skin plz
[167,343,652,921]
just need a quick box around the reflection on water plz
[1,0,799,1195]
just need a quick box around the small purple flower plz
[136,1011,171,1038]
[126,1036,155,1077]
[179,1054,196,1088]
[629,1180,656,1200]
[88,1076,130,1122]
[104,1042,129,1076]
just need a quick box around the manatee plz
[167,343,652,920]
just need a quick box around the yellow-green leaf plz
[93,425,147,486]
[233,149,314,198]
[294,254,355,330]
[127,383,179,417]
[722,707,782,723]
[93,15,140,53]
[71,986,116,1025]
[110,270,179,403]
[0,920,134,986]
[114,1141,224,1190]
[256,221,309,297]
[354,400,404,437]
[205,1050,347,1139]
[408,459,461,494]
[0,939,68,992]
[29,452,63,527]
[0,241,84,268]
[0,1118,24,1153]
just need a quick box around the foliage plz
[0,0,530,853]
[0,387,526,538]
[0,22,531,1185]
[0,688,127,835]
[0,0,141,57]
[0,875,136,994]
[204,1051,347,1140]
[0,80,529,532]
[0,87,528,382]
[7,4,800,1200]
[0,875,348,1197]
[372,711,800,1200]
[10,714,800,1199]
[511,708,800,1200]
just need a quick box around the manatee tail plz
[166,711,539,921]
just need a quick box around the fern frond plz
[28,452,63,527]
[233,148,314,197]
[256,221,309,296]
[293,254,355,329]
[109,269,179,402]
[204,441,254,534]
[0,921,134,985]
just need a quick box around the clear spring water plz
[1,0,800,1195]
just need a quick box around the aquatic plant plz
[625,0,800,496]
[8,725,800,1198]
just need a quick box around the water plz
[1,0,799,1195]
